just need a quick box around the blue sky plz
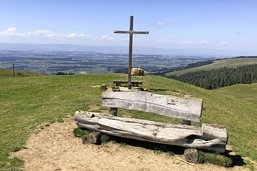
[1,0,257,53]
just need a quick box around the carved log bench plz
[74,91,228,161]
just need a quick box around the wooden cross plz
[114,16,149,89]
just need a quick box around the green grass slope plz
[0,68,44,78]
[167,58,257,76]
[0,74,257,170]
[215,83,257,104]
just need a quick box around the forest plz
[169,64,257,89]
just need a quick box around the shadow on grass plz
[224,150,245,167]
[106,135,245,167]
[110,135,184,155]
[148,88,168,92]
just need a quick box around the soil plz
[11,119,248,171]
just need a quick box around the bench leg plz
[184,148,199,163]
[182,119,191,125]
[110,107,118,116]
[182,119,197,162]
[86,131,102,144]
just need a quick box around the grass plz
[0,72,257,169]
[73,127,88,139]
[167,58,257,76]
[0,73,125,170]
[0,68,45,78]
[198,151,233,167]
[215,83,257,104]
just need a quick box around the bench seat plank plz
[74,111,227,153]
[102,91,202,122]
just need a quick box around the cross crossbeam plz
[114,16,149,89]
[114,31,149,34]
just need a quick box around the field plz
[0,68,44,78]
[167,58,257,76]
[1,70,257,170]
[215,83,257,104]
[0,50,207,74]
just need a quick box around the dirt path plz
[12,119,247,171]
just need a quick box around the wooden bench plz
[113,80,143,87]
[74,91,227,155]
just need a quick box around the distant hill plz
[169,64,257,89]
[0,43,255,56]
[0,74,257,169]
[165,57,257,89]
[166,57,257,76]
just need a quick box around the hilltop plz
[0,73,257,170]
[165,57,257,89]
[166,57,257,76]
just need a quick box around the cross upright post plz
[114,16,149,89]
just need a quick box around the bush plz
[73,127,88,139]
[198,151,233,167]
[100,134,111,144]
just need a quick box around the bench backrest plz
[102,91,202,122]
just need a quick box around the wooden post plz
[86,131,102,144]
[128,16,133,89]
[184,148,199,163]
[182,120,191,125]
[110,107,118,116]
[12,64,15,78]
[182,118,194,162]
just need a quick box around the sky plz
[1,0,257,54]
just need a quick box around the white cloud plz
[156,21,166,27]
[100,35,114,40]
[7,27,16,32]
[65,33,88,38]
[198,40,210,44]
[0,27,18,36]
[181,40,211,44]
[159,39,175,43]
[29,30,57,37]
[0,27,89,39]
[217,41,229,46]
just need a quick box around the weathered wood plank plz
[113,80,143,84]
[113,80,143,87]
[74,111,227,153]
[102,91,202,122]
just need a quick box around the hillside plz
[167,57,257,76]
[0,68,45,77]
[169,64,257,89]
[215,83,257,104]
[1,74,257,170]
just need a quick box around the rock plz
[86,131,102,144]
[131,68,144,76]
[184,148,199,163]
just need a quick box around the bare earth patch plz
[11,119,247,171]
